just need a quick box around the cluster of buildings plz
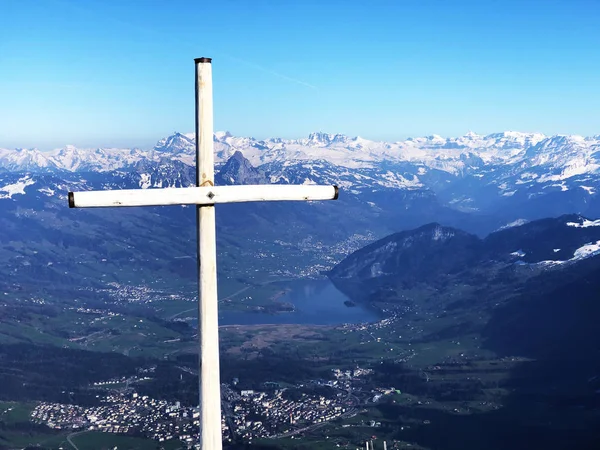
[31,393,229,448]
[30,384,352,445]
[226,387,349,440]
[268,232,377,279]
[328,232,377,258]
[332,367,374,381]
[340,315,401,337]
[30,365,386,447]
[95,281,194,304]
[72,306,112,315]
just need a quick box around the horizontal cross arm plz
[68,184,339,208]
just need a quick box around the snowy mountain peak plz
[0,147,55,170]
[154,132,195,154]
[308,131,332,144]
[305,132,353,146]
[230,150,245,160]
[215,131,233,140]
[426,134,445,142]
[484,131,545,142]
[215,150,268,185]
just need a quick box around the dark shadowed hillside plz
[329,214,600,315]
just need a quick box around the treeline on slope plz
[484,252,600,359]
[372,359,600,450]
[135,362,198,406]
[365,361,486,402]
[218,352,331,388]
[371,360,600,450]
[0,343,146,405]
[0,421,61,450]
[135,357,331,406]
[367,248,600,450]
[374,399,600,450]
[138,353,333,405]
[481,251,600,433]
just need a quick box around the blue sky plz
[1,0,599,149]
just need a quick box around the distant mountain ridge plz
[1,129,598,178]
[2,130,599,214]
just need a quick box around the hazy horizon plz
[3,127,598,152]
[2,0,599,149]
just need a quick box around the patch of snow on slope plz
[566,219,600,228]
[139,174,151,189]
[511,250,526,257]
[370,262,386,278]
[541,162,600,182]
[498,219,529,230]
[532,241,600,267]
[38,187,55,196]
[573,241,600,260]
[0,176,35,199]
[432,226,454,241]
[534,260,565,267]
[580,186,595,194]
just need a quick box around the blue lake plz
[218,279,379,326]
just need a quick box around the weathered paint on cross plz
[68,184,338,208]
[195,57,221,450]
[67,58,338,450]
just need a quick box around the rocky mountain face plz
[215,151,269,185]
[329,223,483,286]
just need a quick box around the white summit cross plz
[68,57,338,449]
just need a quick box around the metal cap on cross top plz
[67,57,339,449]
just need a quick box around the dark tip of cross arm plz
[333,186,339,200]
[194,57,212,63]
[68,192,75,208]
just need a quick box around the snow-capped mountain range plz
[0,131,593,172]
[2,129,600,231]
[0,131,600,210]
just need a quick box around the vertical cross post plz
[195,57,222,450]
[67,57,339,449]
